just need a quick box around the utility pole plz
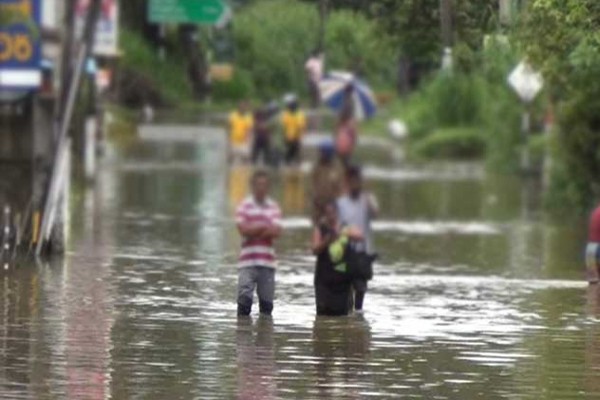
[440,0,453,71]
[36,0,102,256]
[499,0,512,25]
[57,0,77,140]
[318,0,328,52]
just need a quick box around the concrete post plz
[440,0,453,71]
[521,107,531,172]
[84,116,97,182]
[32,99,55,248]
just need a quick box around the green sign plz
[149,0,229,24]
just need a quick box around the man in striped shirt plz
[236,170,283,316]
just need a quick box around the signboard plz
[75,0,119,56]
[209,63,234,82]
[149,0,231,25]
[508,61,544,103]
[0,0,42,89]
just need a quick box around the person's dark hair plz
[317,201,338,233]
[251,169,270,184]
[345,164,362,179]
[339,107,354,123]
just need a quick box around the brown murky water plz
[1,126,598,399]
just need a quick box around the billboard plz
[0,0,42,89]
[76,0,119,56]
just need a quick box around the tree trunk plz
[317,0,329,51]
[179,25,209,101]
[440,0,453,48]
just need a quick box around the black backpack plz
[344,245,377,281]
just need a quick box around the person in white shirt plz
[336,165,379,312]
[305,50,324,108]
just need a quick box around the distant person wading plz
[305,50,324,108]
[229,101,254,163]
[337,165,379,312]
[281,95,307,166]
[312,202,364,316]
[587,203,600,283]
[252,105,275,166]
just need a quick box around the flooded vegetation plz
[1,127,596,399]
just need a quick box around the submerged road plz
[0,125,597,399]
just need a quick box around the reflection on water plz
[236,317,276,399]
[0,126,597,399]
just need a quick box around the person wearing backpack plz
[336,165,379,312]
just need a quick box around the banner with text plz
[0,0,42,89]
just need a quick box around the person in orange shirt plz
[229,102,254,163]
[281,95,307,166]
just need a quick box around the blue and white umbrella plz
[319,71,377,120]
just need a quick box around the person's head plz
[345,164,363,197]
[238,101,250,114]
[321,201,339,228]
[344,83,354,97]
[311,48,323,58]
[251,170,271,202]
[339,106,354,124]
[318,140,335,164]
[284,94,299,111]
[288,101,299,112]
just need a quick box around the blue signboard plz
[0,0,42,89]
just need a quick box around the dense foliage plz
[518,0,600,210]
[115,0,600,211]
[231,0,394,100]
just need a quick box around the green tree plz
[518,0,600,210]
[232,0,394,99]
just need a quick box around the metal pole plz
[36,0,102,256]
[440,0,453,71]
[158,25,166,61]
[521,105,531,172]
[440,0,453,48]
[318,0,328,52]
[57,0,77,137]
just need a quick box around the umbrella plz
[318,71,377,120]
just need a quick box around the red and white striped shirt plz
[236,196,282,269]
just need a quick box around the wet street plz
[1,125,599,399]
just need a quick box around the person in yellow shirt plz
[228,102,254,163]
[281,95,307,166]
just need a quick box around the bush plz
[233,0,319,99]
[324,10,395,87]
[119,29,193,106]
[389,72,486,141]
[517,0,600,212]
[232,0,396,99]
[426,72,485,127]
[211,69,255,102]
[411,127,487,159]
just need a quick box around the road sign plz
[149,0,231,25]
[0,0,42,90]
[75,0,120,57]
[508,61,544,103]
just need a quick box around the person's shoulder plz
[237,196,255,210]
[337,195,349,206]
[266,197,281,208]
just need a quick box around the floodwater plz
[1,125,598,400]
